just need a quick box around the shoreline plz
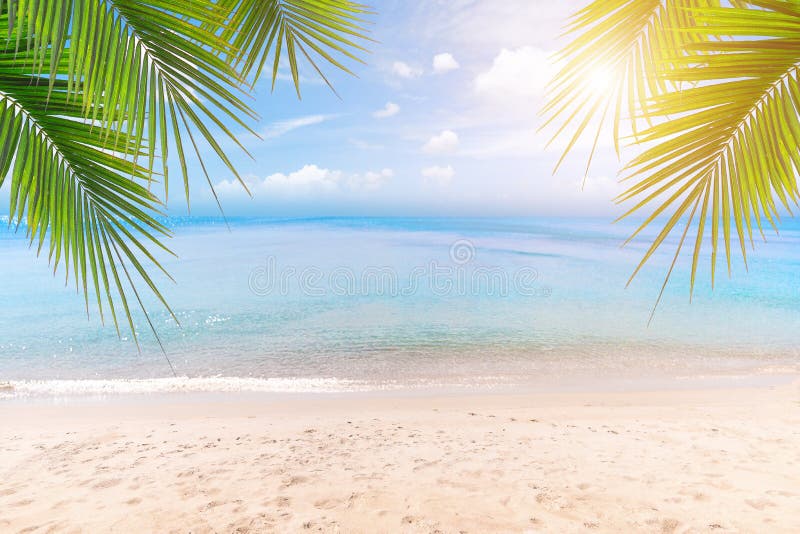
[2,366,798,404]
[2,382,799,532]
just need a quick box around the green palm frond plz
[213,0,372,96]
[0,1,371,357]
[2,0,257,205]
[0,16,175,348]
[547,0,800,316]
[0,74,175,349]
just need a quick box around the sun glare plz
[587,65,614,94]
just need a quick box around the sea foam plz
[0,376,383,399]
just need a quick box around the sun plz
[586,65,614,94]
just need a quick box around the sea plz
[1,216,799,399]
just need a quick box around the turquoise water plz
[1,217,799,396]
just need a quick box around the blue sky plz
[193,0,630,217]
[6,0,626,218]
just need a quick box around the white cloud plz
[348,168,394,191]
[216,165,392,196]
[349,138,384,150]
[421,165,455,186]
[261,165,342,192]
[475,46,555,100]
[259,114,337,139]
[392,61,423,79]
[423,130,459,154]
[372,102,400,119]
[432,53,459,74]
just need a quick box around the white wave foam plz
[0,376,388,399]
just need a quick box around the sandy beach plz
[1,383,799,533]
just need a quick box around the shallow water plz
[1,217,799,397]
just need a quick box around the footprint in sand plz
[660,518,681,533]
[274,496,291,508]
[281,475,308,488]
[745,498,776,510]
[200,500,224,511]
[313,498,340,510]
[93,479,121,490]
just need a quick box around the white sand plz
[1,384,799,533]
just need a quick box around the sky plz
[5,0,628,219]
[192,0,631,218]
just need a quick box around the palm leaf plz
[0,1,372,361]
[548,0,800,316]
[542,0,721,179]
[212,0,373,96]
[0,71,175,348]
[619,1,800,305]
[2,1,257,202]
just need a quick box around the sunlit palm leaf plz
[548,0,800,317]
[620,1,800,307]
[542,0,720,178]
